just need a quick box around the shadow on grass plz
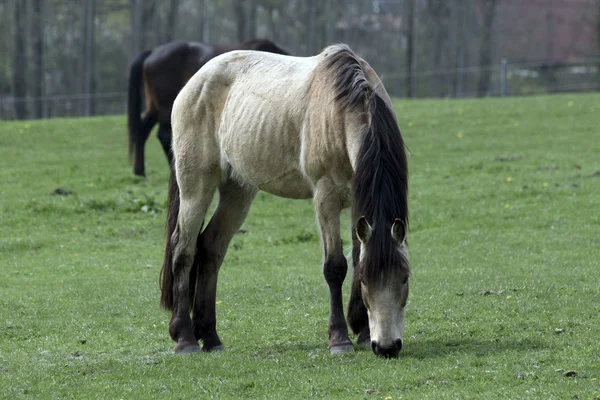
[403,336,546,360]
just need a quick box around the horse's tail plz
[127,49,152,161]
[160,168,179,310]
[160,168,200,311]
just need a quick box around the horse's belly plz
[221,97,313,198]
[226,152,313,199]
[256,170,313,199]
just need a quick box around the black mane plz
[326,45,410,283]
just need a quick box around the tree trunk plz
[130,0,142,58]
[308,0,318,55]
[477,0,498,97]
[164,0,180,42]
[324,0,337,46]
[142,1,157,48]
[597,0,600,87]
[31,0,44,118]
[130,0,155,56]
[267,5,277,40]
[235,0,246,42]
[198,0,205,41]
[13,0,27,120]
[451,0,464,97]
[246,0,256,40]
[406,0,416,98]
[427,0,450,97]
[81,0,95,117]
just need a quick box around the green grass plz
[1,94,599,399]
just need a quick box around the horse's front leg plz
[157,123,174,168]
[315,181,353,355]
[133,112,157,177]
[348,220,370,349]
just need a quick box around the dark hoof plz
[202,344,224,353]
[330,342,354,355]
[330,336,354,355]
[357,334,371,350]
[173,344,201,354]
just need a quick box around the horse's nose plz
[371,339,402,358]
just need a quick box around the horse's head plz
[356,216,409,358]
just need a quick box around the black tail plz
[160,168,200,311]
[160,168,179,310]
[127,49,152,161]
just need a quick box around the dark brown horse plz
[127,39,289,176]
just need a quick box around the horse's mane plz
[324,45,410,283]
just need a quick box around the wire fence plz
[1,0,598,121]
[1,58,598,121]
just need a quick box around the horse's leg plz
[134,111,158,176]
[314,180,353,355]
[157,123,174,168]
[347,219,370,349]
[192,180,256,351]
[170,170,219,353]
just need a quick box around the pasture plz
[1,93,599,398]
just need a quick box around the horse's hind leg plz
[157,123,173,168]
[314,179,353,355]
[170,169,220,353]
[192,180,256,352]
[134,111,158,176]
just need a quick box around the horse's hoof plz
[357,338,371,350]
[202,344,224,352]
[173,344,201,354]
[330,343,354,355]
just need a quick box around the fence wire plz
[1,0,599,120]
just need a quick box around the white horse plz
[160,44,410,358]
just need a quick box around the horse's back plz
[172,46,382,199]
[172,51,318,196]
[143,41,213,122]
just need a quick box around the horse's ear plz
[356,216,372,244]
[391,219,406,245]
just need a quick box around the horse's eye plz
[402,276,409,285]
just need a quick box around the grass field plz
[1,93,599,399]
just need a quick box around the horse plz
[159,43,410,358]
[127,38,289,177]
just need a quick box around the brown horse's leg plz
[192,180,256,352]
[347,223,370,348]
[134,112,158,176]
[157,123,173,168]
[170,170,219,353]
[314,179,353,355]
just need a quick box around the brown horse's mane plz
[325,45,410,284]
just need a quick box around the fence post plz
[501,58,508,97]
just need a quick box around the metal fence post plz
[501,58,508,97]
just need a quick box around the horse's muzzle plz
[371,339,403,358]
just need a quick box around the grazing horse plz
[160,44,410,358]
[127,38,289,176]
